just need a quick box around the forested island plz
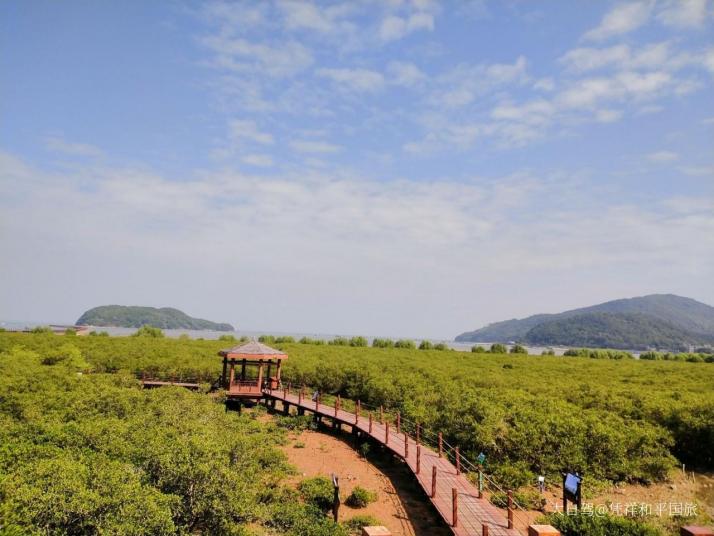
[456,294,714,352]
[76,305,234,331]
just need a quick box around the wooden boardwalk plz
[265,388,523,536]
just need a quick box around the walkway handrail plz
[274,383,533,530]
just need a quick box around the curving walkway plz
[264,388,523,536]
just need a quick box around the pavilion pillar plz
[222,356,228,387]
[229,361,235,388]
[267,362,272,384]
[258,360,264,390]
[241,359,247,381]
[276,360,282,382]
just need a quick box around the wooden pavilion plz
[218,340,287,399]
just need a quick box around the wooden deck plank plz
[267,389,523,536]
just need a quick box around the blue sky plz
[1,1,713,338]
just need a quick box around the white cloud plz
[561,42,694,73]
[431,56,529,108]
[316,67,385,92]
[657,0,710,28]
[595,109,624,123]
[388,61,426,86]
[647,150,679,162]
[379,12,434,42]
[533,78,555,91]
[278,0,336,33]
[241,154,274,167]
[289,140,342,154]
[680,165,714,176]
[229,120,274,145]
[583,2,653,41]
[45,136,104,157]
[3,152,712,336]
[557,71,672,109]
[200,35,313,77]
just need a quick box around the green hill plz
[524,312,709,352]
[456,294,714,351]
[76,305,234,331]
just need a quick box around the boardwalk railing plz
[264,383,529,536]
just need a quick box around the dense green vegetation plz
[76,305,234,331]
[1,332,712,534]
[526,312,706,352]
[456,294,714,351]
[542,512,662,536]
[0,335,375,535]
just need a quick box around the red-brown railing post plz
[335,395,339,417]
[431,466,437,498]
[416,423,421,445]
[452,488,458,527]
[369,412,373,434]
[455,447,461,475]
[482,524,489,536]
[438,432,443,457]
[298,388,303,404]
[315,394,319,411]
[379,405,384,423]
[396,412,400,434]
[404,433,409,458]
[416,445,421,474]
[385,421,389,445]
[355,400,360,424]
[507,490,514,529]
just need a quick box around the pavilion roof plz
[218,340,288,360]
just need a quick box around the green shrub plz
[490,343,507,354]
[472,345,487,353]
[218,334,236,342]
[394,339,415,349]
[359,443,371,458]
[434,343,449,351]
[344,514,381,533]
[89,330,109,337]
[371,338,394,348]
[276,414,314,431]
[542,512,662,536]
[132,325,164,338]
[510,344,528,354]
[298,476,336,512]
[489,489,544,511]
[541,349,555,356]
[31,325,53,334]
[345,486,376,508]
[349,337,368,347]
[491,461,534,490]
[418,340,433,350]
[330,337,349,346]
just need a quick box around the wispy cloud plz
[200,35,313,77]
[45,136,104,157]
[583,2,653,41]
[647,150,679,162]
[316,67,385,92]
[289,140,341,154]
[657,0,711,28]
[3,151,712,335]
